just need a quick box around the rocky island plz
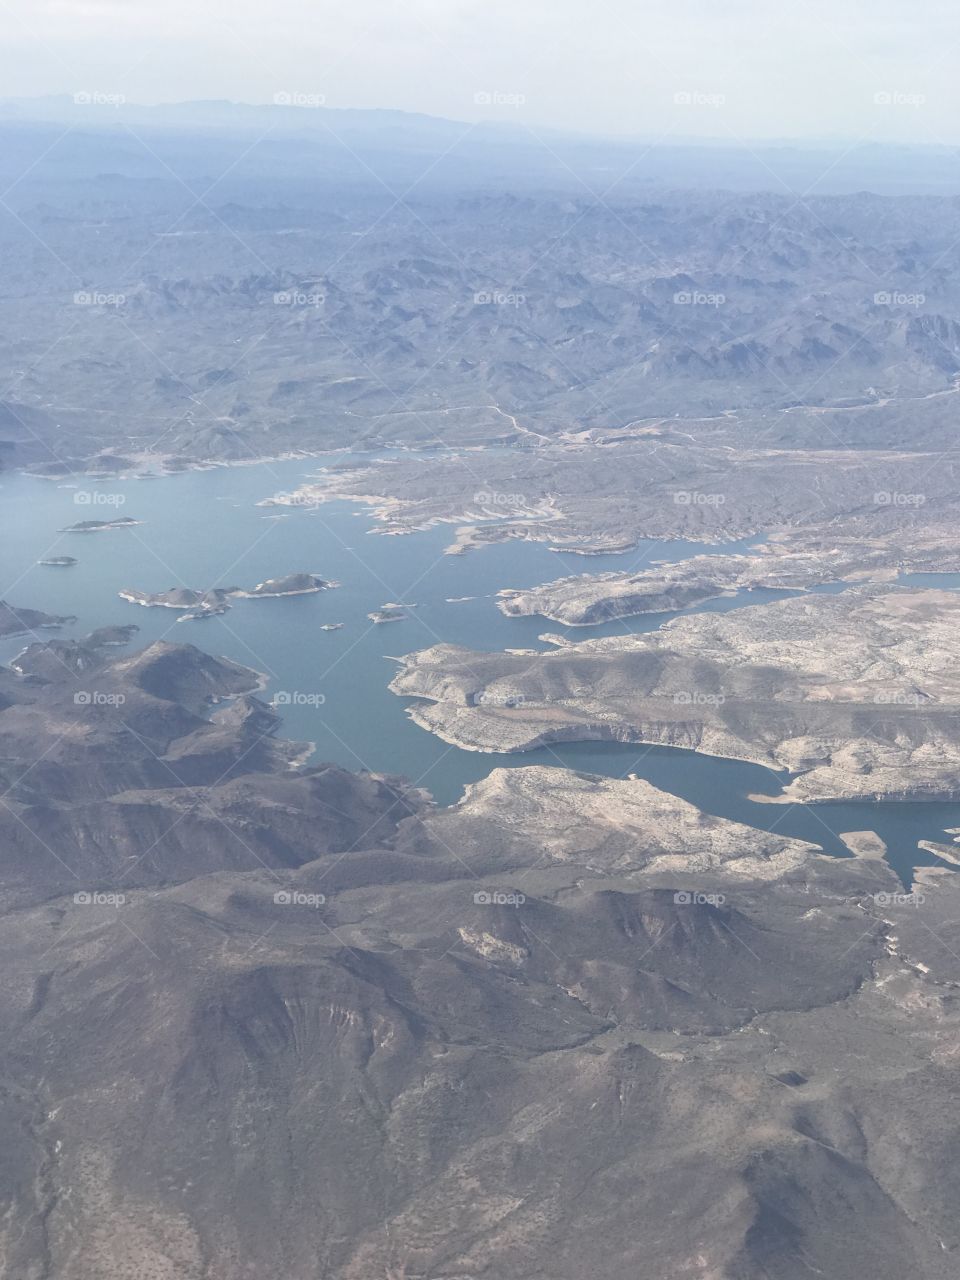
[118,575,338,620]
[38,555,77,567]
[58,516,141,533]
[119,587,237,613]
[239,573,335,598]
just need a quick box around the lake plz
[2,453,959,884]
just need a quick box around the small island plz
[319,622,344,631]
[58,517,142,533]
[119,587,237,612]
[238,573,336,598]
[368,606,407,624]
[38,556,78,567]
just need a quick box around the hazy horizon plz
[2,0,959,145]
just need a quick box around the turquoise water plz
[2,456,959,883]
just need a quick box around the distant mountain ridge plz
[4,183,960,472]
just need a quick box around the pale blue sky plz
[3,0,958,143]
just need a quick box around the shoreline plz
[20,447,777,560]
[22,440,501,485]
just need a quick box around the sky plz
[2,0,959,145]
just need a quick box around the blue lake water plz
[2,454,960,884]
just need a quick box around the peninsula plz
[390,586,960,803]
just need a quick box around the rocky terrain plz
[391,585,960,802]
[5,112,960,478]
[0,630,959,1277]
[0,633,422,911]
[270,438,960,557]
[3,102,960,1279]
